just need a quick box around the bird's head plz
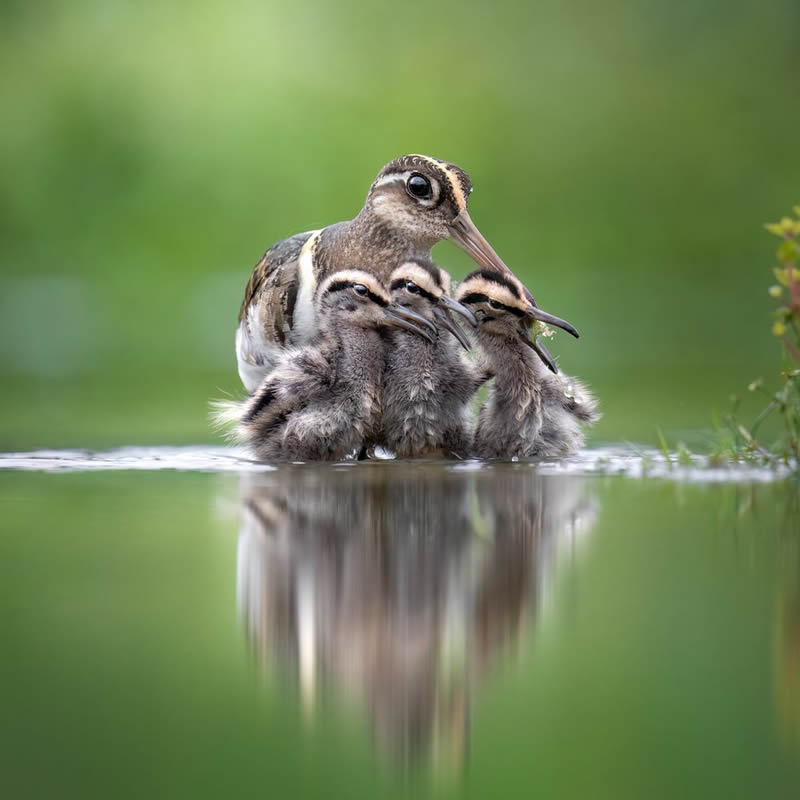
[388,259,476,350]
[365,155,473,248]
[364,154,572,310]
[455,270,579,351]
[316,269,436,340]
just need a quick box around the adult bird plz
[236,154,576,392]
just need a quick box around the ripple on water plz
[0,446,791,482]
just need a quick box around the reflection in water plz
[235,463,597,772]
[775,490,800,754]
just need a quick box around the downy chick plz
[380,260,482,458]
[237,270,435,462]
[455,271,598,459]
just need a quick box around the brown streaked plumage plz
[235,155,577,392]
[455,271,598,459]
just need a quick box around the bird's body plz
[456,271,598,459]
[236,154,578,392]
[235,270,434,462]
[379,261,482,458]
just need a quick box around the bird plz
[378,259,486,459]
[235,154,577,393]
[455,270,598,459]
[233,269,436,462]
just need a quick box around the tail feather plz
[209,398,247,443]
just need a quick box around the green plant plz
[716,207,800,466]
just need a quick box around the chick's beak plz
[433,306,472,351]
[438,293,477,327]
[525,304,580,339]
[448,208,580,374]
[385,304,436,343]
[518,319,560,374]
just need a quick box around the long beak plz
[448,209,515,279]
[385,304,436,343]
[448,208,580,339]
[525,305,579,339]
[433,306,472,351]
[438,293,477,327]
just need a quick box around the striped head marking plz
[390,260,477,348]
[456,270,579,345]
[316,269,391,329]
[366,155,474,246]
[455,270,532,340]
[389,259,445,309]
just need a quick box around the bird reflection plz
[235,462,597,773]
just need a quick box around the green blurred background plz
[2,0,799,451]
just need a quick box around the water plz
[1,450,798,798]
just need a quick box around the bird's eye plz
[405,281,420,294]
[353,284,369,296]
[489,299,502,309]
[406,174,432,201]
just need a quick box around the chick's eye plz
[353,284,369,296]
[406,174,432,201]
[488,299,502,309]
[405,281,420,294]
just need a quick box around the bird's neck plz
[336,326,385,377]
[388,328,438,369]
[481,334,543,394]
[320,209,433,280]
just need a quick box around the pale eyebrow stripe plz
[371,172,411,190]
[409,154,468,211]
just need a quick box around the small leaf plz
[794,205,800,217]
[780,217,795,234]
[769,285,783,297]
[533,322,554,339]
[774,267,789,286]
[773,321,787,337]
[777,239,799,264]
[765,222,784,236]
[748,378,763,392]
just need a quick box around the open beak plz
[519,322,559,373]
[533,340,558,373]
[525,305,579,339]
[433,306,472,351]
[386,304,436,344]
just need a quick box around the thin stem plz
[750,399,778,437]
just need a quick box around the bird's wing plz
[236,231,317,392]
[238,230,316,335]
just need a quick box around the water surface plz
[1,452,798,798]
